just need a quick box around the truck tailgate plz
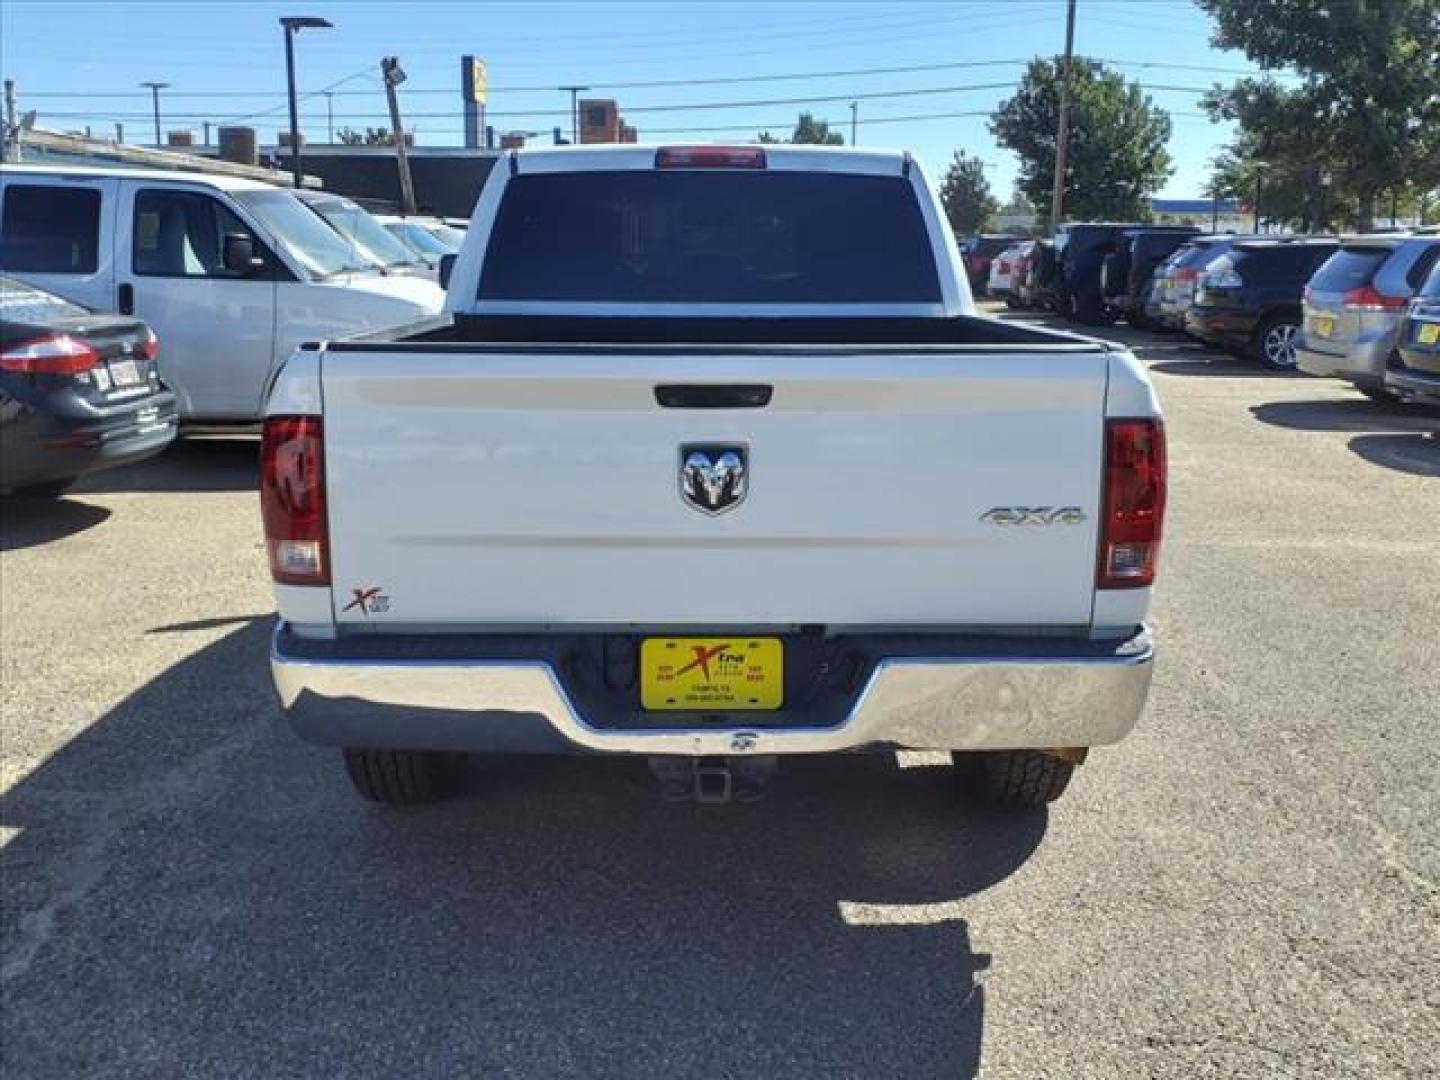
[320,348,1108,628]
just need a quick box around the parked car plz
[1150,237,1228,330]
[1103,228,1201,328]
[1296,235,1440,399]
[0,165,444,422]
[1021,238,1060,310]
[1,276,176,496]
[1386,261,1440,406]
[1054,223,1198,325]
[294,190,438,282]
[264,144,1165,811]
[1007,241,1037,310]
[1185,238,1339,367]
[961,235,1018,296]
[375,214,462,270]
[986,241,1034,307]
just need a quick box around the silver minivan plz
[1297,235,1440,399]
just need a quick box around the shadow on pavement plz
[1149,358,1293,379]
[71,435,259,495]
[1250,398,1439,433]
[2,620,1043,1078]
[0,496,111,551]
[1348,433,1440,477]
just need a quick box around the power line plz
[13,57,1298,103]
[37,77,1223,125]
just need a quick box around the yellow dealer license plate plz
[1418,322,1440,345]
[1314,314,1335,338]
[641,638,783,711]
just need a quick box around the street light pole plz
[850,101,858,146]
[559,85,589,143]
[280,15,333,188]
[140,81,168,146]
[324,91,334,144]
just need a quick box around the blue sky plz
[0,0,1293,199]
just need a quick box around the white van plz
[0,165,444,421]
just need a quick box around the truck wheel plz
[342,748,459,806]
[954,750,1075,807]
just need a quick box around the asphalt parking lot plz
[2,308,1437,1079]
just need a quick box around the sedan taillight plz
[0,333,99,375]
[139,326,159,361]
[260,415,329,586]
[1098,419,1166,590]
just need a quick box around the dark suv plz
[1102,228,1201,328]
[1386,260,1440,406]
[1055,222,1196,324]
[1185,238,1339,367]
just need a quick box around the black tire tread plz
[342,748,451,806]
[956,750,1075,807]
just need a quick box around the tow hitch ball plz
[648,755,778,805]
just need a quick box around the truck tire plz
[954,750,1075,807]
[342,748,458,806]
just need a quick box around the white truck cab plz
[0,164,444,421]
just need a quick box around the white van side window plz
[133,189,253,279]
[0,185,102,274]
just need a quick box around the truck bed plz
[333,313,1116,351]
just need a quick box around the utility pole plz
[324,92,334,143]
[382,56,417,215]
[115,122,124,144]
[559,85,589,143]
[140,81,168,146]
[850,101,858,146]
[1048,0,1077,229]
[2,79,16,162]
[203,121,212,146]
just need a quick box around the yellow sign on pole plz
[471,59,488,105]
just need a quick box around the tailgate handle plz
[654,384,772,409]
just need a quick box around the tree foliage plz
[1199,0,1440,229]
[990,57,1173,225]
[335,126,396,146]
[938,151,999,235]
[757,112,844,145]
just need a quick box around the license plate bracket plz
[641,637,784,711]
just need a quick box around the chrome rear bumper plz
[271,624,1155,756]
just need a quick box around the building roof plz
[1,161,281,193]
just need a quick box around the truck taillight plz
[261,415,329,586]
[0,334,98,375]
[1098,418,1166,589]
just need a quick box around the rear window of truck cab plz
[477,170,942,304]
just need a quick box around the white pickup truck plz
[263,145,1166,810]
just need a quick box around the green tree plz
[757,112,844,146]
[938,151,999,235]
[335,125,396,146]
[990,57,1174,226]
[1199,0,1440,229]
